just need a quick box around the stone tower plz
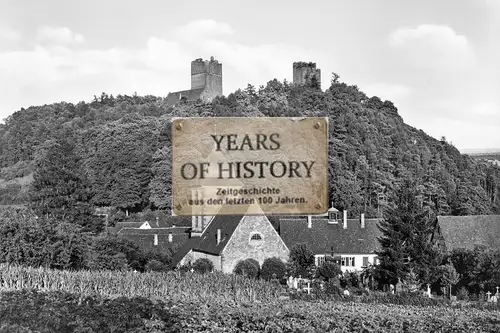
[191,56,223,99]
[293,62,321,89]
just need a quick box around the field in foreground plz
[1,264,499,332]
[1,290,500,333]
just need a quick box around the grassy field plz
[1,264,499,332]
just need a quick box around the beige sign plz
[172,117,328,216]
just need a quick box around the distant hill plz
[464,150,500,167]
[1,80,499,218]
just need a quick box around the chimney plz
[217,228,221,245]
[343,210,347,229]
[307,215,312,228]
[361,213,365,229]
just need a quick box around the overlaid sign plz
[172,117,328,216]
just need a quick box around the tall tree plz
[29,134,102,233]
[149,146,172,210]
[376,178,443,288]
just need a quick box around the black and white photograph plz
[0,0,499,332]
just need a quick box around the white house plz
[279,205,382,273]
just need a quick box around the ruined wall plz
[191,57,222,100]
[221,215,289,274]
[293,62,321,88]
[191,58,208,90]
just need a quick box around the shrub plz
[87,235,140,271]
[192,258,214,274]
[317,261,342,281]
[234,258,260,279]
[260,257,287,281]
[141,248,172,270]
[457,287,469,301]
[325,280,342,296]
[145,259,166,272]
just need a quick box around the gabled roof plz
[120,232,189,252]
[192,214,242,255]
[437,215,500,251]
[118,227,190,235]
[171,205,250,266]
[113,222,145,233]
[111,217,192,233]
[279,217,382,254]
[150,216,192,228]
[166,88,205,106]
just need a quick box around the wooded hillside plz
[1,77,499,219]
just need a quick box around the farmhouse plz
[172,204,289,273]
[433,215,500,252]
[279,205,382,272]
[109,217,192,253]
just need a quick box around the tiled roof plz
[172,237,200,266]
[436,215,500,252]
[150,216,192,228]
[118,227,190,235]
[192,214,242,255]
[166,88,204,106]
[171,205,250,265]
[113,222,145,233]
[120,232,189,252]
[279,217,382,255]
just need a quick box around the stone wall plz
[293,62,321,88]
[221,215,289,274]
[190,58,223,98]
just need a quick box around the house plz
[279,205,382,273]
[433,215,500,252]
[172,204,289,273]
[110,216,192,253]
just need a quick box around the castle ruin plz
[293,62,321,89]
[166,56,223,106]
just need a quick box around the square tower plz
[191,56,223,99]
[293,62,321,89]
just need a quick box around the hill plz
[1,79,500,218]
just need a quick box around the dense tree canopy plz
[1,78,499,216]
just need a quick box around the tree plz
[317,261,342,282]
[261,257,287,281]
[87,234,142,271]
[288,243,315,278]
[234,258,260,279]
[29,134,102,234]
[376,178,443,288]
[193,258,214,274]
[149,146,172,210]
[437,262,460,299]
[0,207,90,270]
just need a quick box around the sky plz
[0,0,499,152]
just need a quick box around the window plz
[341,256,355,267]
[249,232,264,246]
[251,233,262,241]
[363,257,369,267]
[316,255,326,267]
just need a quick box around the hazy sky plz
[1,0,499,151]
